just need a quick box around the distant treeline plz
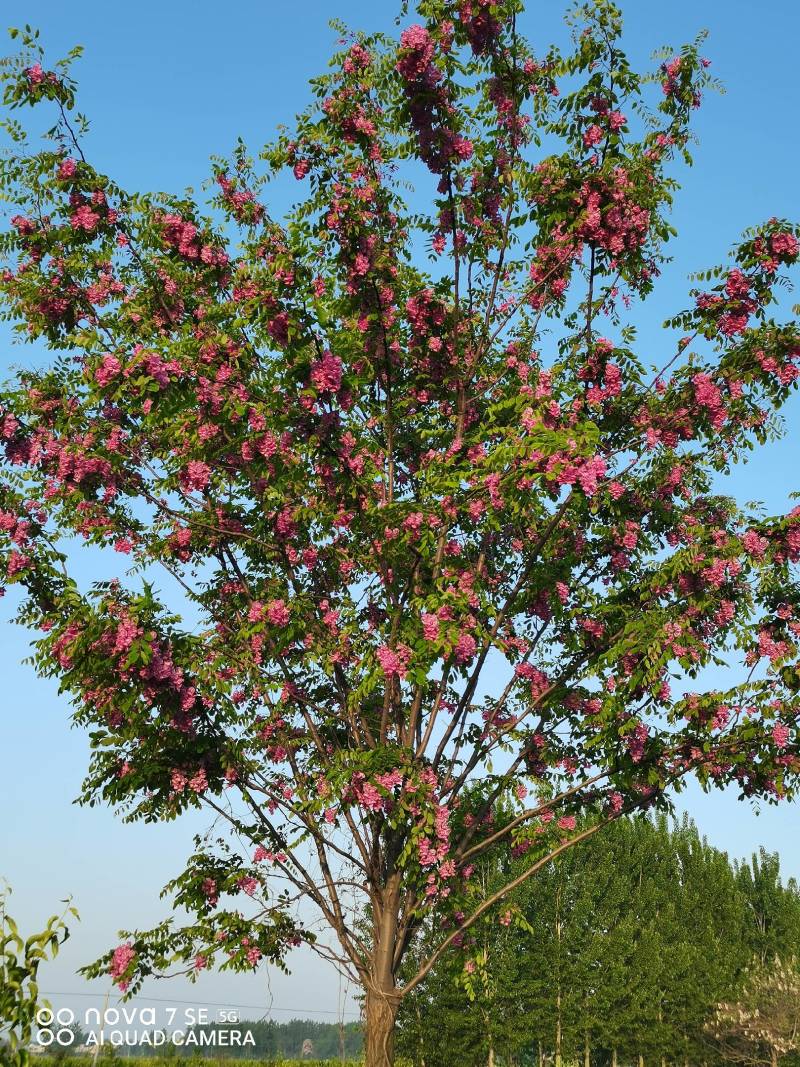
[32,1060,361,1067]
[398,814,800,1067]
[57,1017,363,1060]
[186,1018,363,1059]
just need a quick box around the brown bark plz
[364,987,400,1067]
[555,879,563,1067]
[364,874,402,1067]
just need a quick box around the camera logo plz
[35,1007,77,1047]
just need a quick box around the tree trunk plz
[584,1031,590,1067]
[555,879,563,1067]
[364,873,402,1067]
[364,988,399,1067]
[612,1050,618,1067]
[488,1047,496,1067]
[771,1049,778,1067]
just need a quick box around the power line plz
[39,990,361,1018]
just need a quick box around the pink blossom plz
[310,351,343,393]
[189,769,208,793]
[742,530,768,557]
[182,460,211,492]
[418,837,438,867]
[771,232,799,259]
[583,124,604,148]
[396,25,435,81]
[773,722,790,749]
[110,943,136,990]
[358,782,385,811]
[454,632,477,664]
[626,722,649,763]
[376,644,411,678]
[57,158,78,180]
[267,599,290,626]
[70,205,100,232]
[171,770,187,792]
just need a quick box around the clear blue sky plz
[1,0,799,1027]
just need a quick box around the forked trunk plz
[364,987,400,1067]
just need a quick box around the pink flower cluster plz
[310,351,343,393]
[626,721,649,763]
[692,373,727,429]
[576,170,651,257]
[110,943,136,991]
[418,803,451,869]
[377,643,412,678]
[773,722,791,750]
[181,460,211,493]
[160,213,228,267]
[171,768,208,794]
[458,0,502,55]
[396,26,473,175]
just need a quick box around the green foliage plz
[397,816,800,1067]
[0,887,77,1067]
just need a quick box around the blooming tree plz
[1,4,800,1064]
[708,958,800,1067]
